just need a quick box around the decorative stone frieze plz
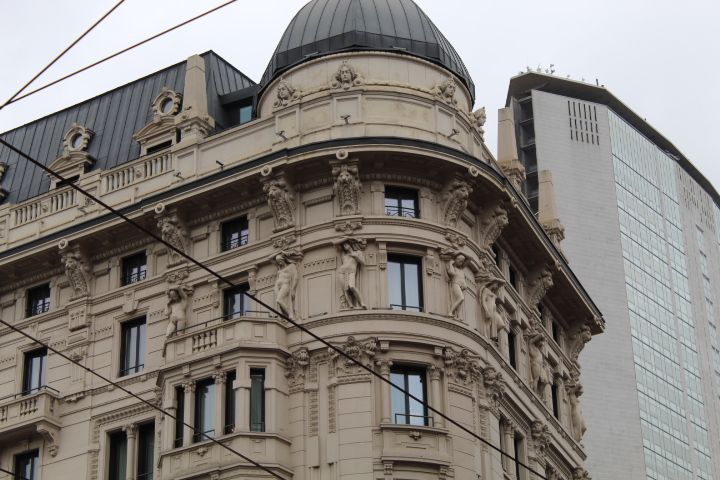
[285,348,310,387]
[331,154,362,216]
[331,60,363,90]
[432,77,458,105]
[442,347,480,385]
[330,336,378,376]
[59,241,91,299]
[272,247,304,320]
[261,172,296,232]
[273,78,300,108]
[442,179,472,228]
[478,203,509,251]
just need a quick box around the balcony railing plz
[384,205,418,218]
[0,386,61,434]
[102,151,172,193]
[11,187,77,226]
[393,413,433,427]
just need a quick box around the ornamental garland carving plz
[530,420,550,458]
[478,203,509,251]
[273,79,300,108]
[330,60,363,90]
[442,179,472,228]
[527,267,554,309]
[262,175,295,232]
[331,159,362,216]
[330,336,378,376]
[442,347,480,385]
[59,243,91,299]
[481,366,506,411]
[433,76,458,105]
[285,348,310,387]
[272,247,304,320]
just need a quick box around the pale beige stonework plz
[0,51,602,480]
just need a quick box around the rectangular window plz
[239,104,253,124]
[137,423,155,480]
[23,348,48,395]
[551,383,560,418]
[551,320,561,344]
[390,366,428,426]
[108,430,127,480]
[26,284,50,317]
[508,265,519,291]
[508,331,517,369]
[120,318,146,377]
[174,386,184,448]
[122,252,147,285]
[221,216,249,251]
[514,434,524,480]
[223,285,251,320]
[250,368,265,432]
[384,187,419,218]
[225,370,236,434]
[14,450,38,480]
[194,379,215,442]
[388,255,423,312]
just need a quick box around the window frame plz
[121,252,147,286]
[22,348,48,395]
[387,254,423,312]
[174,386,185,448]
[136,422,155,480]
[26,283,50,317]
[223,284,251,320]
[193,378,216,442]
[14,449,39,480]
[390,365,429,427]
[384,186,419,219]
[508,330,518,369]
[224,370,237,434]
[108,430,127,480]
[221,216,249,251]
[249,368,265,432]
[119,317,146,377]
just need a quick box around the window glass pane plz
[23,349,47,393]
[175,386,184,447]
[403,263,420,311]
[14,450,38,480]
[224,285,251,319]
[239,105,252,124]
[250,369,265,432]
[108,431,127,480]
[137,423,154,480]
[194,380,215,441]
[390,371,406,424]
[121,319,145,376]
[407,373,425,425]
[225,370,236,434]
[222,217,249,251]
[388,262,402,309]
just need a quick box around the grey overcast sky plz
[1,0,718,190]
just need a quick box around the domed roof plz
[261,0,475,101]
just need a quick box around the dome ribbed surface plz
[261,0,475,100]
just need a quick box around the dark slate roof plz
[261,0,475,100]
[0,51,255,205]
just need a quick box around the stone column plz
[429,365,443,428]
[124,423,138,480]
[183,381,195,446]
[236,370,250,431]
[377,360,393,423]
[213,371,226,437]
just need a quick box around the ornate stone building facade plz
[0,2,603,480]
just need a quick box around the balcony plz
[163,314,286,362]
[378,422,451,467]
[0,386,61,447]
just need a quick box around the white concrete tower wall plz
[529,90,647,479]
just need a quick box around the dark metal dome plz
[261,0,475,101]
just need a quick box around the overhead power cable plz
[0,137,550,480]
[1,0,127,110]
[0,464,34,480]
[2,0,238,108]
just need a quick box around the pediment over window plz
[47,124,95,187]
[133,88,182,155]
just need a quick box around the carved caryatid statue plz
[445,253,467,319]
[331,60,363,90]
[273,79,299,108]
[60,246,91,298]
[433,76,458,105]
[479,274,506,338]
[273,247,304,320]
[338,238,367,309]
[332,161,362,216]
[443,179,472,227]
[263,177,295,232]
[157,213,187,264]
[164,284,191,340]
[567,383,587,442]
[529,335,550,397]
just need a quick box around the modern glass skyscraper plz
[506,73,720,480]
